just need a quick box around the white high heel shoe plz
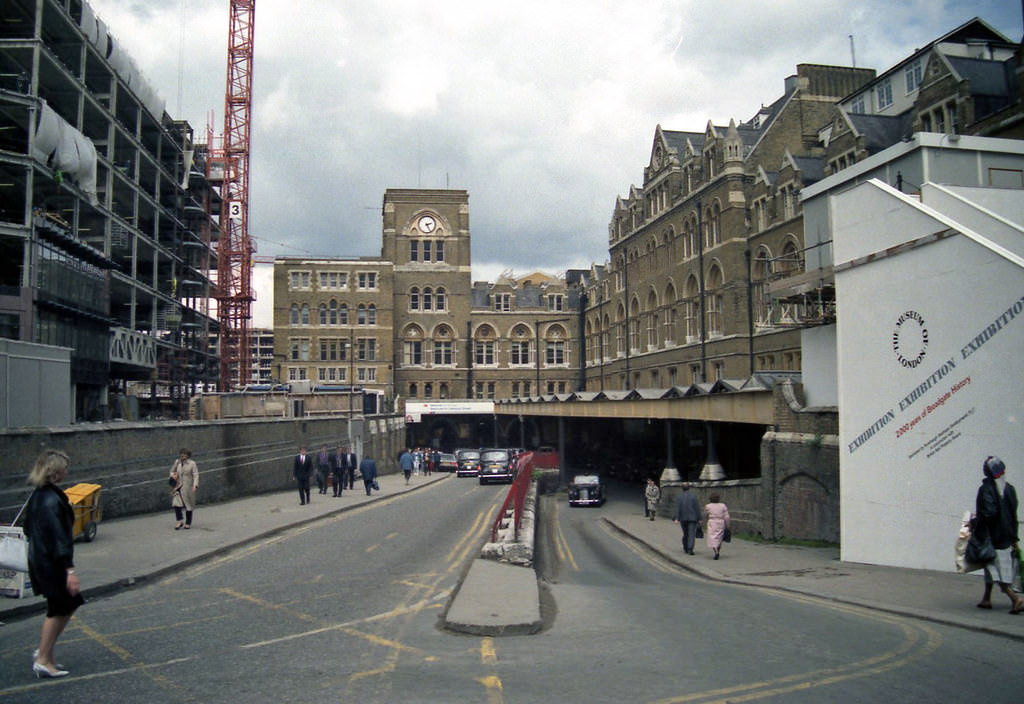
[32,649,67,670]
[33,661,69,679]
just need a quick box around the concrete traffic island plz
[443,482,542,635]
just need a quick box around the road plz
[1,477,1021,702]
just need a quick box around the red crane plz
[212,0,256,390]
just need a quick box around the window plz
[850,94,866,114]
[288,367,307,381]
[404,341,423,366]
[357,367,376,382]
[358,272,376,289]
[410,241,418,261]
[320,339,341,361]
[290,339,310,361]
[319,303,328,326]
[511,341,530,365]
[290,304,299,325]
[357,338,376,361]
[511,382,520,398]
[319,271,344,289]
[547,294,564,312]
[409,383,418,398]
[357,304,367,325]
[300,304,310,326]
[904,59,923,93]
[435,240,444,262]
[433,340,453,365]
[545,340,565,365]
[494,293,511,312]
[487,382,495,399]
[435,288,446,311]
[329,300,338,325]
[424,382,432,399]
[876,79,893,110]
[367,304,376,325]
[475,382,484,399]
[410,287,419,310]
[338,304,348,325]
[422,288,432,311]
[423,241,431,262]
[290,271,310,290]
[523,381,531,397]
[475,341,495,365]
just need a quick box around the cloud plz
[85,0,1023,327]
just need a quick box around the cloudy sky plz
[86,1,1022,326]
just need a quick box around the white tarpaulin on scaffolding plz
[835,179,1024,572]
[33,101,98,206]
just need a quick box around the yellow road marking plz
[476,674,504,704]
[554,505,579,571]
[480,636,497,664]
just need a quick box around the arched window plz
[753,246,772,327]
[684,276,700,342]
[300,303,310,326]
[318,303,328,326]
[367,304,376,325]
[410,287,420,311]
[706,264,724,337]
[435,287,446,311]
[423,287,433,311]
[329,299,338,325]
[409,383,418,397]
[339,303,348,325]
[357,304,367,325]
[290,304,299,325]
[646,289,659,349]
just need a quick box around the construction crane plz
[211,0,256,390]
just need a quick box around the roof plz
[847,112,914,152]
[946,55,1018,120]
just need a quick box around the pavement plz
[3,474,1023,644]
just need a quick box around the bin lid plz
[65,483,101,501]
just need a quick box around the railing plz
[490,452,534,542]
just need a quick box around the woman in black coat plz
[975,456,1023,614]
[24,449,83,679]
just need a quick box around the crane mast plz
[214,0,255,390]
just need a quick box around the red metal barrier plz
[491,452,534,542]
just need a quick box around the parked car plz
[568,474,605,507]
[438,452,458,472]
[455,449,481,477]
[478,448,514,484]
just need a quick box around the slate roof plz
[848,112,914,153]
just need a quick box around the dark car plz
[478,448,514,484]
[455,449,481,477]
[568,474,605,507]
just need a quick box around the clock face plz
[418,215,436,233]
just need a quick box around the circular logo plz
[892,311,928,368]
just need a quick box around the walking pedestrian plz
[24,449,82,679]
[673,482,701,555]
[704,493,731,560]
[974,456,1023,613]
[359,454,378,496]
[343,445,357,490]
[644,478,661,520]
[331,444,346,497]
[315,444,331,495]
[399,448,414,485]
[169,448,199,530]
[293,446,313,505]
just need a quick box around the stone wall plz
[0,415,405,524]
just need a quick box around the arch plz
[435,286,446,311]
[779,235,803,274]
[409,286,420,310]
[473,323,497,339]
[402,323,425,338]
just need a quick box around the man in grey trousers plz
[673,482,702,555]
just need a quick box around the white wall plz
[800,324,837,408]
[834,180,1024,571]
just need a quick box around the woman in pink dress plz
[704,494,731,560]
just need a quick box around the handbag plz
[723,527,732,543]
[965,532,995,564]
[371,480,380,491]
[1,498,30,573]
[168,476,177,488]
[695,524,704,539]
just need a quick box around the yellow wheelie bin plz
[65,483,103,542]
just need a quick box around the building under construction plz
[0,0,223,420]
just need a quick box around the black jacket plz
[24,483,75,597]
[975,478,1019,550]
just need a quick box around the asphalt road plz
[3,478,1022,702]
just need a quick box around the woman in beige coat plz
[704,493,731,560]
[170,448,199,530]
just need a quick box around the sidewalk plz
[0,472,449,623]
[600,497,1024,642]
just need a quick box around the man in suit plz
[315,444,331,494]
[673,482,702,555]
[343,446,357,490]
[293,446,313,505]
[331,444,346,497]
[359,454,378,496]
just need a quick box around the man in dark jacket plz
[359,455,378,496]
[315,444,331,495]
[293,446,313,505]
[975,456,1023,613]
[673,482,702,555]
[331,444,346,497]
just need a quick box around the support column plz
[659,419,682,514]
[698,422,726,481]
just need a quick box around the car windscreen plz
[457,451,480,460]
[480,451,509,462]
[572,475,600,485]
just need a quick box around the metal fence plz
[491,452,535,542]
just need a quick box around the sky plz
[85,1,1023,326]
